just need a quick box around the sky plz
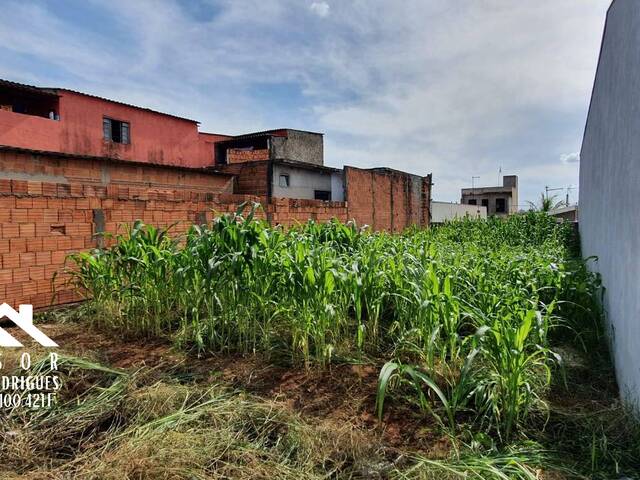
[0,0,611,205]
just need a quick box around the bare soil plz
[31,322,450,456]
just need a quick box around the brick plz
[12,268,29,283]
[42,182,58,196]
[26,239,43,253]
[0,179,11,194]
[2,253,20,269]
[19,252,36,267]
[10,209,28,223]
[5,283,22,298]
[19,224,36,238]
[0,269,11,284]
[29,266,45,281]
[9,238,27,253]
[1,223,20,238]
[57,184,71,197]
[35,251,52,266]
[27,182,43,196]
[11,180,28,194]
[51,250,67,265]
[42,237,59,251]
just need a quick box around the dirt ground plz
[23,322,450,457]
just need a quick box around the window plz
[314,190,331,201]
[279,174,290,188]
[467,199,477,205]
[495,198,506,213]
[481,199,488,208]
[103,117,130,144]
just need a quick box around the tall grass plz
[68,207,602,440]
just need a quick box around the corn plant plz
[67,209,601,440]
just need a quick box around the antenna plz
[566,185,574,206]
[545,185,563,199]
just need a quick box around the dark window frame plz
[467,199,477,205]
[279,174,290,188]
[103,117,131,144]
[314,190,331,201]
[495,197,507,213]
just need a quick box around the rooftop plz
[1,78,199,123]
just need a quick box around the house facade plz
[0,79,229,168]
[214,129,345,201]
[460,175,518,216]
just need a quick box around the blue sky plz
[0,0,610,205]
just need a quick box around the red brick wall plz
[344,166,431,232]
[0,181,348,310]
[0,150,349,309]
[0,152,428,310]
[0,148,235,194]
[216,161,270,196]
[226,149,269,164]
[270,198,347,226]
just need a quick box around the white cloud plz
[0,0,609,204]
[560,152,580,164]
[310,1,330,18]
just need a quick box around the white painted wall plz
[272,164,335,200]
[431,201,487,223]
[580,0,640,409]
[331,172,344,201]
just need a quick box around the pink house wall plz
[0,90,228,168]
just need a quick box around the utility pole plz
[545,185,563,200]
[472,176,480,193]
[566,186,574,206]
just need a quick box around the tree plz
[527,193,564,212]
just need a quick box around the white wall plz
[331,172,344,201]
[431,201,487,223]
[580,0,640,409]
[272,164,334,200]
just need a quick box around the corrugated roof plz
[0,79,59,97]
[274,159,341,173]
[0,78,200,123]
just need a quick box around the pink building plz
[0,79,230,168]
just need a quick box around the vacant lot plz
[1,209,638,479]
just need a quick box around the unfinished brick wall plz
[0,151,428,310]
[216,161,271,196]
[270,198,347,225]
[0,147,235,194]
[0,180,348,309]
[226,149,269,163]
[344,166,431,232]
